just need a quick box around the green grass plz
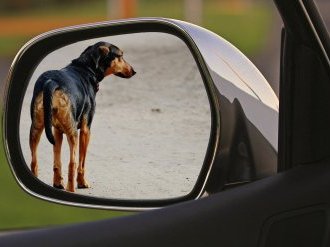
[0,114,130,230]
[0,36,28,57]
[203,4,272,55]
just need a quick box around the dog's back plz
[31,67,96,143]
[32,67,96,118]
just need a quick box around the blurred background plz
[1,0,329,95]
[0,0,329,231]
[0,0,281,94]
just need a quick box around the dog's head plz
[75,41,136,81]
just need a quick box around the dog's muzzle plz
[115,69,136,78]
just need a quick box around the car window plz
[0,0,278,231]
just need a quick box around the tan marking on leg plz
[66,132,78,192]
[49,90,79,192]
[53,128,64,189]
[30,93,44,177]
[30,125,43,177]
[77,117,90,189]
[30,90,80,192]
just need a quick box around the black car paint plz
[2,162,330,246]
[1,0,330,246]
[277,0,330,171]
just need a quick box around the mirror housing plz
[3,18,278,210]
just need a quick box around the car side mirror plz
[3,18,279,210]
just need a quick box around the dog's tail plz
[43,79,58,145]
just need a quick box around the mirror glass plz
[19,32,211,200]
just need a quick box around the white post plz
[184,0,203,25]
[107,0,121,20]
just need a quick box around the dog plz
[29,41,136,192]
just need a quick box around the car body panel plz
[173,20,279,150]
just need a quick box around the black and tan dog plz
[29,41,135,192]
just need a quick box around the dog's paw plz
[66,184,75,193]
[77,182,90,189]
[77,175,90,189]
[53,183,65,190]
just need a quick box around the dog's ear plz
[87,45,106,70]
[94,46,110,70]
[99,46,110,56]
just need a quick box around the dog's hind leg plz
[53,128,64,189]
[66,131,78,192]
[29,93,44,177]
[77,118,90,189]
[29,124,43,177]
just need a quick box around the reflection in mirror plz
[20,32,211,200]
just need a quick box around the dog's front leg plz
[66,131,78,192]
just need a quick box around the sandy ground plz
[19,33,211,200]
